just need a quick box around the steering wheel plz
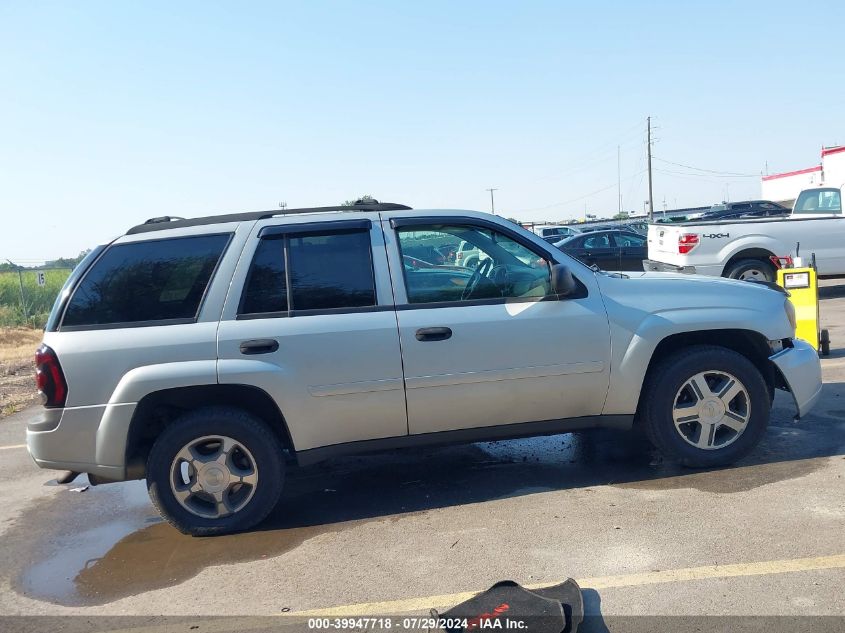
[462,258,493,300]
[489,265,509,288]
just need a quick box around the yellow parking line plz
[0,443,26,451]
[291,553,845,616]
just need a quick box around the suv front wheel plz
[640,345,770,467]
[146,407,284,536]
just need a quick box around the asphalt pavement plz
[1,281,844,631]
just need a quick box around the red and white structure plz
[761,146,845,203]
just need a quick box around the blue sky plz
[2,0,843,261]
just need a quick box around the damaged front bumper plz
[769,339,823,419]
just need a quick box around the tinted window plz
[583,233,611,249]
[239,230,376,315]
[289,232,375,310]
[241,239,287,315]
[396,224,551,304]
[613,232,646,247]
[63,234,230,328]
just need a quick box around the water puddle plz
[11,414,843,607]
[615,458,821,493]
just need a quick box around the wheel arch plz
[635,329,777,416]
[723,248,777,277]
[124,384,295,479]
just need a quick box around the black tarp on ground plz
[436,578,583,633]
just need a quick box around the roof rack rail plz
[143,215,186,225]
[126,202,412,235]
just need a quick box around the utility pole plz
[6,259,28,323]
[486,188,498,214]
[647,116,654,222]
[617,145,622,215]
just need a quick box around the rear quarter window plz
[61,234,230,329]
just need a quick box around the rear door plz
[383,214,611,435]
[217,214,407,452]
[612,231,647,271]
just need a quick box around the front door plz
[385,216,612,435]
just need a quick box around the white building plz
[761,146,845,204]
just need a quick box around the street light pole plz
[486,188,498,215]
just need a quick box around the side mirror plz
[550,264,576,297]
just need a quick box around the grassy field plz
[0,327,42,417]
[0,268,70,328]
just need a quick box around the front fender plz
[602,305,792,415]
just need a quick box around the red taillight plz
[35,344,67,408]
[456,252,463,261]
[678,233,700,255]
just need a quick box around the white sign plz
[37,271,46,287]
[783,272,810,289]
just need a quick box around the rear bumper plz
[26,404,135,480]
[769,339,823,419]
[643,259,697,274]
[643,259,725,277]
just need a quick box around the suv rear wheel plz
[146,407,284,536]
[640,345,770,467]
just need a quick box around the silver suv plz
[28,202,822,535]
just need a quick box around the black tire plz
[724,258,775,283]
[146,406,284,536]
[820,329,830,356]
[640,345,770,468]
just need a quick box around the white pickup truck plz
[644,187,845,281]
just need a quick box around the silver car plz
[28,202,822,535]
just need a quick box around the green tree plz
[342,195,377,206]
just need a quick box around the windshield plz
[793,188,842,214]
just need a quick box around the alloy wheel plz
[672,370,751,450]
[169,435,259,519]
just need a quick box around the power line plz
[521,169,648,213]
[654,168,724,185]
[653,156,759,178]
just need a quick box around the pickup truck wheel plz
[724,258,775,283]
[146,407,284,536]
[641,345,770,467]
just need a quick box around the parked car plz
[454,239,485,268]
[624,221,649,235]
[686,200,790,222]
[553,230,647,271]
[645,187,845,281]
[578,224,616,233]
[529,224,581,242]
[29,202,821,535]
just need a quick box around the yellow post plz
[777,267,819,350]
